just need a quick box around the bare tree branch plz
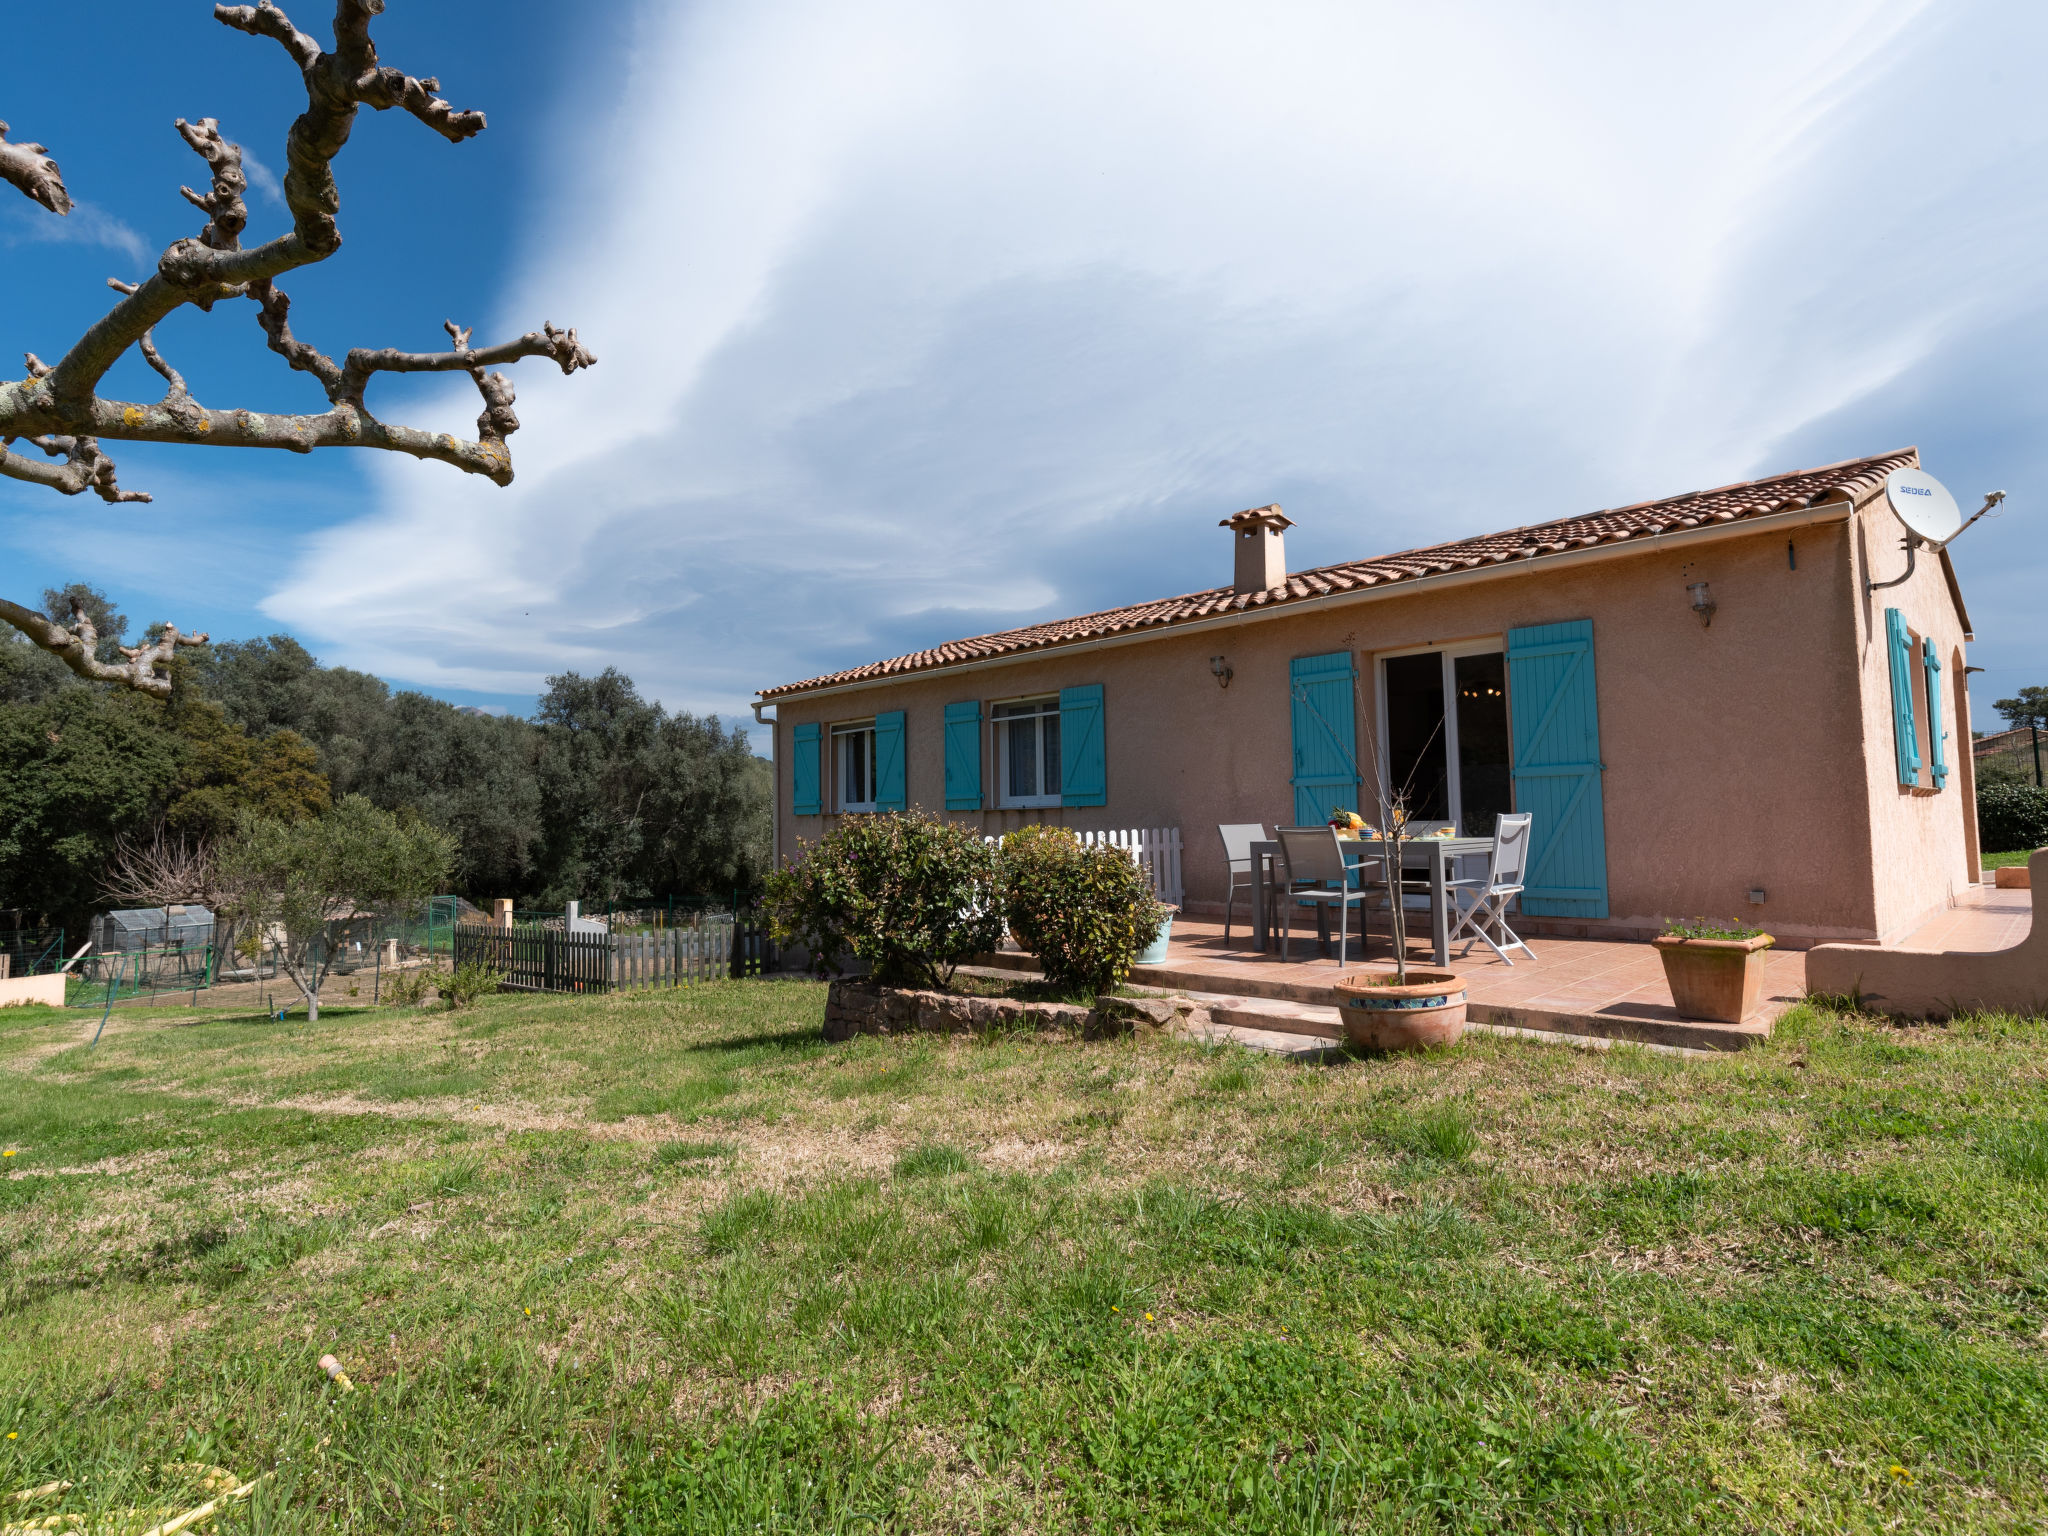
[0,120,69,215]
[0,596,205,696]
[6,0,583,457]
[175,116,250,256]
[104,829,220,909]
[248,276,345,394]
[0,433,152,503]
[0,0,596,691]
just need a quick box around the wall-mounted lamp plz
[1209,655,1234,689]
[1687,581,1717,629]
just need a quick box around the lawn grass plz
[2,983,2046,1531]
[1980,850,2035,870]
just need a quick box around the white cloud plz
[238,146,286,208]
[266,0,2048,728]
[3,198,149,269]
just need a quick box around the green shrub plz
[442,959,503,1009]
[384,966,439,1007]
[1977,782,2048,854]
[761,811,1004,989]
[1002,825,1164,997]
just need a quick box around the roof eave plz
[755,497,1858,707]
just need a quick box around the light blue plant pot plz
[1136,908,1177,966]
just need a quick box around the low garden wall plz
[824,980,1195,1042]
[0,974,65,1008]
[1806,848,2045,1019]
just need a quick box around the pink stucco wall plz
[1846,513,1981,942]
[767,490,1977,947]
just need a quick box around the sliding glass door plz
[1377,642,1513,835]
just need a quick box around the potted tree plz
[1653,918,1775,1024]
[1331,732,1468,1051]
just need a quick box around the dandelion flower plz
[1145,1313,1154,1321]
[2,1149,15,1157]
[1110,1306,1119,1313]
[524,1308,530,1316]
[6,1432,15,1439]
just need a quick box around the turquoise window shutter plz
[1885,608,1919,787]
[791,722,821,815]
[944,701,983,810]
[1060,684,1106,807]
[1288,652,1359,827]
[1507,620,1609,918]
[1923,637,1948,790]
[874,710,906,811]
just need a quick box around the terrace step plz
[970,952,1768,1053]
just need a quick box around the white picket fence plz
[987,826,1184,908]
[611,924,734,990]
[1080,828,1184,908]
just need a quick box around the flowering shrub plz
[762,811,1004,989]
[1002,825,1165,998]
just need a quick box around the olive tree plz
[217,793,454,1020]
[0,1,595,693]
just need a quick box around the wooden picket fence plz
[611,924,734,990]
[454,918,771,995]
[1079,827,1184,907]
[454,924,613,993]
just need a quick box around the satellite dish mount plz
[1867,468,2006,593]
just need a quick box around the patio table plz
[1251,836,1494,967]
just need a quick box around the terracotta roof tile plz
[760,447,1916,699]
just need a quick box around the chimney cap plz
[1220,504,1293,533]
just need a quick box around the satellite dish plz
[1884,467,1964,546]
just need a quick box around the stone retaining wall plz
[824,980,1194,1042]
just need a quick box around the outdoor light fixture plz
[1688,581,1716,628]
[1210,656,1234,689]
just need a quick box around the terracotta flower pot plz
[1334,967,1467,1051]
[1653,933,1774,1023]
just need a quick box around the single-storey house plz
[756,448,1981,948]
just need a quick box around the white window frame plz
[832,720,877,813]
[993,695,1063,809]
[1374,637,1510,832]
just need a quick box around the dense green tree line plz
[0,587,770,937]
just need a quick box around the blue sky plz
[4,0,2044,741]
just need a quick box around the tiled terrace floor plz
[1072,881,2032,1051]
[1898,882,2033,953]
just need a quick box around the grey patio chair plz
[1445,813,1535,965]
[1217,822,1269,943]
[1275,826,1373,965]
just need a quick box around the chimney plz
[1220,504,1293,594]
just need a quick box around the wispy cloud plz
[266,0,2048,728]
[239,146,285,208]
[3,197,150,269]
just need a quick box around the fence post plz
[92,954,125,1046]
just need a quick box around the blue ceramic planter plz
[1136,908,1177,966]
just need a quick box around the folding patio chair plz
[1275,826,1373,966]
[1217,822,1269,942]
[1444,813,1535,965]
